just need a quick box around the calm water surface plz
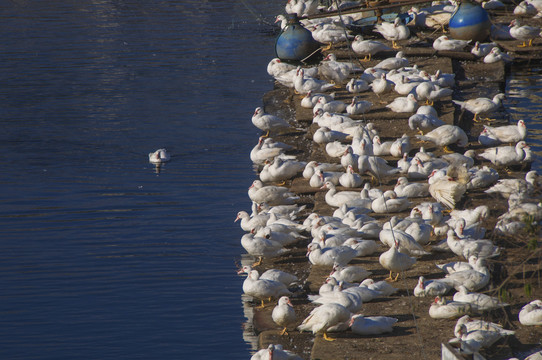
[0,1,283,359]
[1,1,542,359]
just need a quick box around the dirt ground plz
[241,8,542,360]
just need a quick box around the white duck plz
[470,41,497,57]
[394,176,430,198]
[466,166,499,190]
[392,76,420,96]
[342,282,383,302]
[408,157,442,180]
[483,47,513,64]
[252,107,301,137]
[272,296,297,336]
[330,264,372,283]
[148,148,170,164]
[386,93,419,113]
[339,165,363,188]
[369,73,394,99]
[342,238,379,257]
[483,119,527,144]
[306,242,358,267]
[390,134,411,158]
[235,210,270,232]
[372,135,393,156]
[301,91,335,109]
[448,205,489,228]
[267,56,296,76]
[286,0,319,16]
[349,314,398,335]
[404,220,433,246]
[345,77,370,94]
[441,257,491,292]
[455,314,516,337]
[519,300,542,326]
[309,168,342,188]
[408,112,445,134]
[241,232,289,266]
[346,96,372,115]
[358,154,401,182]
[374,17,410,49]
[450,323,509,355]
[340,146,359,171]
[238,265,298,287]
[294,68,335,94]
[424,85,453,105]
[397,153,412,173]
[429,296,474,319]
[436,255,478,274]
[478,141,531,167]
[484,170,539,199]
[319,53,361,86]
[313,126,350,144]
[267,156,307,182]
[303,160,341,179]
[250,344,302,360]
[311,23,352,49]
[310,286,363,313]
[379,228,430,256]
[360,278,399,296]
[441,150,476,168]
[297,303,352,341]
[250,137,288,165]
[407,6,454,32]
[379,239,417,281]
[258,202,306,221]
[453,217,486,239]
[321,181,371,209]
[257,226,305,247]
[509,19,540,47]
[351,35,392,61]
[432,69,456,88]
[416,124,468,152]
[433,35,470,51]
[242,270,292,307]
[374,51,409,70]
[414,276,453,297]
[313,96,347,114]
[248,180,299,206]
[371,190,412,214]
[452,93,506,122]
[515,1,539,16]
[446,229,500,260]
[429,173,468,209]
[452,285,509,311]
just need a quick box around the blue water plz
[0,1,283,359]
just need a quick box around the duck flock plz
[186,0,542,359]
[234,1,542,360]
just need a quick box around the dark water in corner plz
[1,1,542,360]
[0,1,283,359]
[506,66,542,165]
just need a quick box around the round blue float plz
[448,0,491,42]
[275,14,321,63]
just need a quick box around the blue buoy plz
[275,14,321,63]
[448,0,491,42]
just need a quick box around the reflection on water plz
[505,66,542,168]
